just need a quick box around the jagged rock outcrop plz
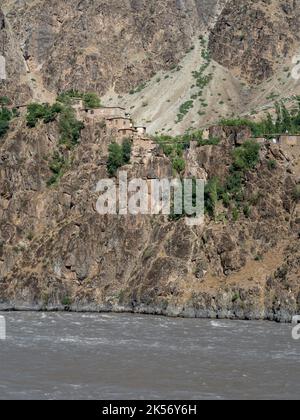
[209,0,300,83]
[0,6,31,102]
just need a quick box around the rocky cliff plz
[209,0,300,84]
[0,0,300,321]
[0,112,299,321]
[1,0,225,100]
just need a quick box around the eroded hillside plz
[0,106,299,321]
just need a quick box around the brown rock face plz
[209,0,300,84]
[0,0,225,100]
[0,7,31,103]
[0,113,299,321]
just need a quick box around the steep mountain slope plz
[1,0,226,100]
[0,1,299,320]
[209,0,300,84]
[3,0,300,133]
[0,112,299,320]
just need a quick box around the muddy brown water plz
[0,312,299,400]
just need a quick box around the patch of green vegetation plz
[221,99,300,136]
[61,296,72,307]
[58,106,84,149]
[204,141,261,220]
[82,92,101,108]
[129,83,147,95]
[204,177,220,218]
[232,140,260,171]
[267,159,277,170]
[176,100,194,123]
[197,137,220,146]
[107,139,132,177]
[47,151,68,186]
[57,90,101,109]
[0,96,11,106]
[26,102,63,127]
[172,157,186,173]
[232,292,241,303]
[0,107,13,138]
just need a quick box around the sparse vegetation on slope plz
[57,90,101,109]
[205,140,261,219]
[0,107,13,139]
[107,139,133,176]
[220,98,300,137]
[26,103,63,127]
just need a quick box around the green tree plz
[58,107,84,148]
[0,107,12,138]
[0,96,11,107]
[204,177,220,217]
[107,143,124,176]
[122,138,132,164]
[83,93,101,109]
[233,140,260,171]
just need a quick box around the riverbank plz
[0,301,296,323]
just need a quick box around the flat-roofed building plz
[279,135,300,147]
[106,117,133,130]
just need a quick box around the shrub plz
[243,204,251,218]
[0,96,11,106]
[26,102,63,127]
[232,207,240,222]
[204,177,221,217]
[122,138,132,164]
[172,157,186,173]
[47,152,67,186]
[233,140,260,171]
[176,100,194,122]
[226,170,243,195]
[107,139,132,176]
[58,107,84,148]
[0,107,12,138]
[61,296,72,307]
[83,92,101,109]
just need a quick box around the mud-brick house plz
[135,126,147,136]
[118,128,137,139]
[106,117,133,130]
[279,135,300,147]
[84,106,126,120]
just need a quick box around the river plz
[0,312,299,400]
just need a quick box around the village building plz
[83,106,126,120]
[118,128,137,139]
[135,126,147,136]
[279,135,300,147]
[106,116,133,130]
